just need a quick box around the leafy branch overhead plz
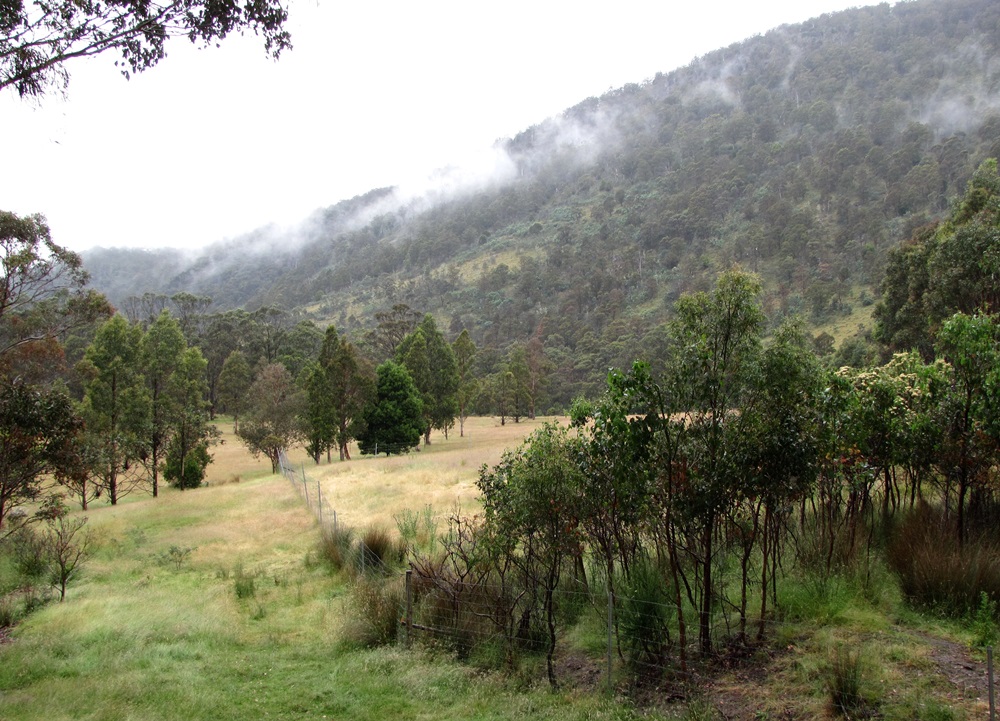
[0,0,292,97]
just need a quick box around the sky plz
[2,0,869,252]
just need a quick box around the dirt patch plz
[554,650,604,691]
[906,628,991,704]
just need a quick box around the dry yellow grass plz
[281,415,557,532]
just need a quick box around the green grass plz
[0,429,670,721]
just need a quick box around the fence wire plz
[276,450,996,714]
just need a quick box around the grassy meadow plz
[0,416,993,720]
[1,416,652,721]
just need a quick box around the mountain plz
[83,0,1000,409]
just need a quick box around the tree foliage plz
[235,362,303,473]
[357,361,423,456]
[396,314,458,443]
[79,315,148,505]
[1,0,291,97]
[0,211,111,381]
[0,382,84,534]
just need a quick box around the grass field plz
[0,416,993,720]
[1,416,656,721]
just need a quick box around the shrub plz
[159,545,194,570]
[10,528,49,581]
[0,596,15,628]
[344,576,402,647]
[618,556,674,676]
[354,527,404,575]
[971,592,998,648]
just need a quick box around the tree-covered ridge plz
[82,0,1000,410]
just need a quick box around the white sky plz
[2,0,866,252]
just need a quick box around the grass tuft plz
[826,645,877,718]
[887,504,1000,618]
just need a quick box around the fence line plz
[278,450,398,575]
[275,450,997,708]
[398,568,998,705]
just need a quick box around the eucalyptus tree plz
[1,0,291,98]
[0,382,85,533]
[301,360,335,464]
[0,210,112,381]
[452,329,478,437]
[79,315,149,505]
[934,311,1000,546]
[236,363,305,473]
[323,328,373,461]
[139,310,186,497]
[216,350,252,432]
[666,270,765,655]
[396,315,458,443]
[164,348,216,489]
[477,423,584,686]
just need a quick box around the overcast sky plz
[3,0,868,252]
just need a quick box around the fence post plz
[989,646,995,721]
[317,482,323,525]
[333,510,338,537]
[405,569,413,647]
[607,588,614,695]
[302,465,309,506]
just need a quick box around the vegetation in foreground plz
[0,415,994,720]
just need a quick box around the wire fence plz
[274,449,997,714]
[397,569,998,712]
[277,449,397,576]
[278,450,338,533]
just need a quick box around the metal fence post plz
[607,588,614,695]
[405,569,413,647]
[317,482,323,525]
[989,646,995,721]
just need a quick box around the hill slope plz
[83,0,1000,407]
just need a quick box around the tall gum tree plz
[79,315,149,505]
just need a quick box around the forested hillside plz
[83,0,1000,410]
